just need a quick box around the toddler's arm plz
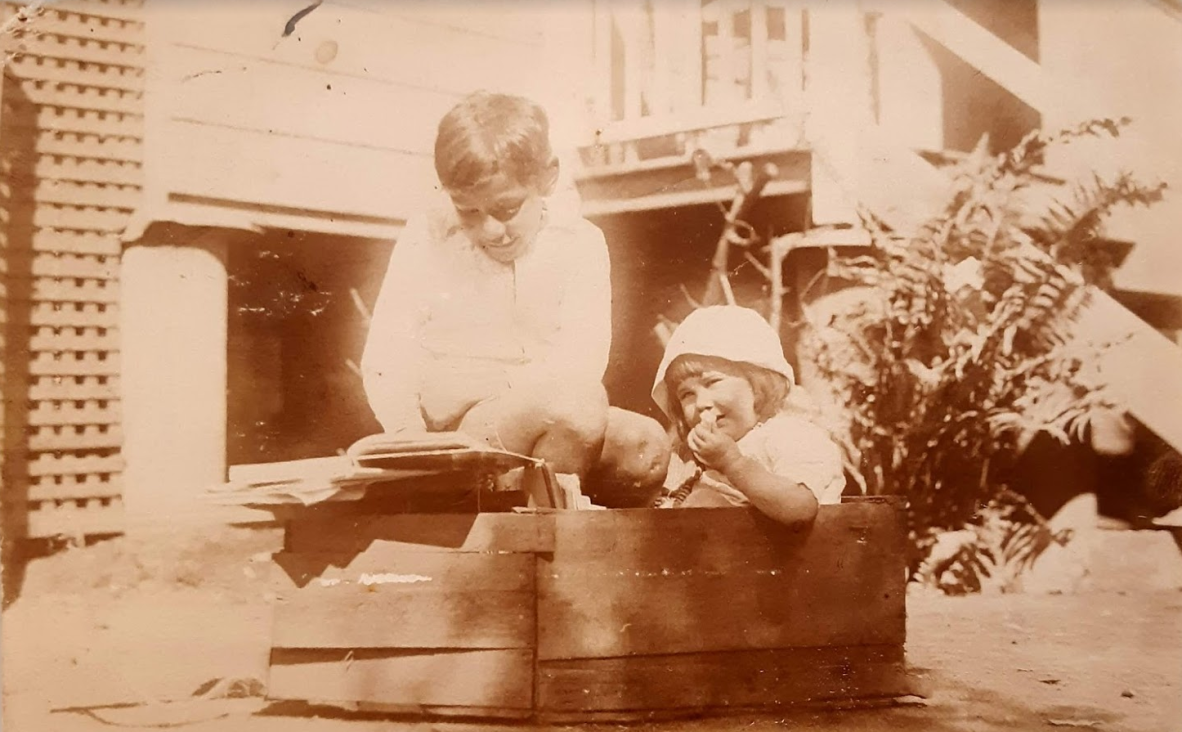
[716,455,820,525]
[687,422,819,526]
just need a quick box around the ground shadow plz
[2,64,37,608]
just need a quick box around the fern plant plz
[913,490,1073,595]
[801,119,1165,573]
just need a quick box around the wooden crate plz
[268,498,909,721]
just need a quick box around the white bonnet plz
[651,305,795,419]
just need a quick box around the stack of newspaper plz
[206,432,540,508]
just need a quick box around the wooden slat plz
[536,644,908,716]
[19,12,145,46]
[27,452,124,477]
[271,552,534,650]
[24,502,122,538]
[356,3,545,44]
[578,144,808,189]
[536,504,906,661]
[577,147,810,217]
[284,511,556,555]
[3,180,140,209]
[27,129,143,162]
[30,277,120,303]
[14,156,143,186]
[27,403,119,426]
[684,2,704,110]
[29,352,120,376]
[29,301,118,327]
[165,46,455,156]
[592,0,613,120]
[648,5,673,116]
[2,103,144,139]
[750,0,769,100]
[714,0,741,105]
[587,98,786,145]
[159,2,541,100]
[28,474,122,500]
[11,33,146,68]
[1077,289,1182,457]
[25,253,119,279]
[30,327,118,352]
[353,702,530,720]
[13,80,143,115]
[43,1,143,24]
[274,548,535,594]
[32,206,129,232]
[617,5,643,122]
[3,55,146,93]
[29,376,120,400]
[164,195,402,243]
[267,648,533,711]
[28,230,122,255]
[24,497,123,538]
[164,120,431,223]
[778,0,805,112]
[582,177,808,218]
[895,1,1047,115]
[27,425,122,451]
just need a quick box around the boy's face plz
[449,171,548,263]
[674,367,758,442]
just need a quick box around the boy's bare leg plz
[457,380,609,477]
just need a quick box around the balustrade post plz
[802,1,875,226]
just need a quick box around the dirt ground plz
[2,526,1180,732]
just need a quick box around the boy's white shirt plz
[360,176,611,433]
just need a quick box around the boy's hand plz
[687,419,743,474]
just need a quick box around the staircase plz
[571,0,1182,458]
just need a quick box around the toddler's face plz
[675,369,758,441]
[449,171,547,263]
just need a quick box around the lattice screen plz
[2,0,144,539]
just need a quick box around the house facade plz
[2,0,1180,535]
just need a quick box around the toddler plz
[652,306,845,524]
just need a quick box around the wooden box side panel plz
[268,542,537,714]
[537,503,907,660]
[270,551,535,649]
[269,648,535,713]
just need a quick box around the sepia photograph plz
[1,0,1180,730]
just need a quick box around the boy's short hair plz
[434,91,555,193]
[663,354,790,436]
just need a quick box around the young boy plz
[361,91,668,502]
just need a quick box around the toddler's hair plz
[434,91,555,193]
[663,354,789,438]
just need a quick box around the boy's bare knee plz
[538,381,609,446]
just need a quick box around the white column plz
[874,11,943,153]
[120,230,228,531]
[803,1,875,226]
